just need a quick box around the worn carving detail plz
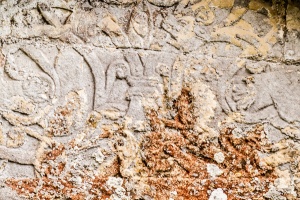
[0,0,300,199]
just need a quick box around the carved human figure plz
[101,1,153,49]
[220,61,300,129]
[12,3,99,43]
[0,46,60,173]
[127,2,153,48]
[0,44,99,178]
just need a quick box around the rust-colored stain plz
[141,88,277,199]
[5,88,277,199]
[6,138,118,200]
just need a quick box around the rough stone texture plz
[0,0,300,199]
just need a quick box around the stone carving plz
[220,60,300,127]
[100,1,153,48]
[102,0,137,5]
[147,0,181,7]
[1,0,300,199]
[75,47,176,130]
[9,2,98,43]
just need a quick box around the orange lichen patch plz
[215,127,276,199]
[6,179,38,194]
[70,193,86,200]
[5,143,116,199]
[6,124,119,200]
[46,93,81,137]
[7,175,115,200]
[146,178,210,200]
[90,177,112,199]
[46,107,72,136]
[146,177,273,200]
[45,144,64,160]
[143,130,208,176]
[57,162,66,173]
[162,88,195,130]
[6,177,74,200]
[6,87,277,199]
[6,142,75,199]
[101,158,121,177]
[143,88,206,176]
[219,126,273,178]
[141,88,277,199]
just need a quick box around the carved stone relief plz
[0,0,300,199]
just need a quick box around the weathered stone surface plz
[0,0,299,199]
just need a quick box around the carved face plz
[114,62,130,79]
[22,76,52,103]
[225,63,300,124]
[0,49,56,126]
[132,12,149,38]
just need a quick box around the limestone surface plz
[0,0,300,199]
